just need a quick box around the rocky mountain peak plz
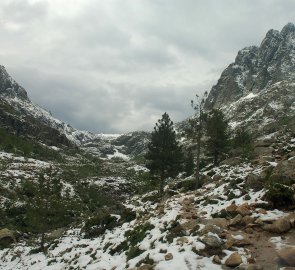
[0,65,28,101]
[205,23,295,135]
[281,22,295,36]
[206,23,295,110]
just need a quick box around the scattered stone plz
[233,235,253,247]
[177,236,189,245]
[236,203,252,217]
[204,218,229,229]
[182,220,199,232]
[225,234,235,249]
[213,255,221,264]
[137,264,154,270]
[226,204,238,213]
[212,174,222,181]
[257,209,267,214]
[182,197,194,205]
[247,257,256,264]
[201,235,223,248]
[164,253,173,261]
[277,248,295,266]
[244,228,254,234]
[225,252,243,267]
[200,224,223,235]
[159,249,167,253]
[230,214,243,226]
[242,215,255,226]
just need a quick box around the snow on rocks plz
[1,158,295,270]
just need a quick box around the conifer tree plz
[146,113,182,195]
[206,109,229,165]
[232,127,253,158]
[184,150,194,177]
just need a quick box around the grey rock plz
[201,234,223,248]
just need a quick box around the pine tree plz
[206,109,229,165]
[184,150,194,177]
[146,113,183,195]
[232,127,253,158]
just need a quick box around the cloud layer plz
[1,0,294,133]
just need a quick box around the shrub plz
[265,183,295,208]
[125,223,155,246]
[126,246,144,260]
[83,211,118,238]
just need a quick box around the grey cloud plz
[1,0,295,133]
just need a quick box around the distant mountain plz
[0,65,150,157]
[205,23,295,135]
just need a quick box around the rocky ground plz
[0,131,294,270]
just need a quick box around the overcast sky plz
[0,0,294,133]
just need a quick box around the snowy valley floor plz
[1,160,295,270]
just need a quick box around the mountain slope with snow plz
[205,23,295,135]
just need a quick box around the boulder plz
[225,252,243,267]
[220,157,243,166]
[254,146,273,157]
[245,173,265,191]
[270,159,295,185]
[277,248,295,266]
[254,140,274,148]
[0,228,15,248]
[263,218,291,233]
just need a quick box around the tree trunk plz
[159,172,165,195]
[195,126,201,189]
[195,109,203,190]
[214,150,218,166]
[41,232,45,251]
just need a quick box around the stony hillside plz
[0,130,294,270]
[205,23,295,135]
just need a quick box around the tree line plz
[145,93,252,195]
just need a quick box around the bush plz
[126,246,144,260]
[265,183,295,208]
[83,211,118,238]
[125,223,155,246]
[120,208,137,223]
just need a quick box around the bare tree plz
[186,92,207,189]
